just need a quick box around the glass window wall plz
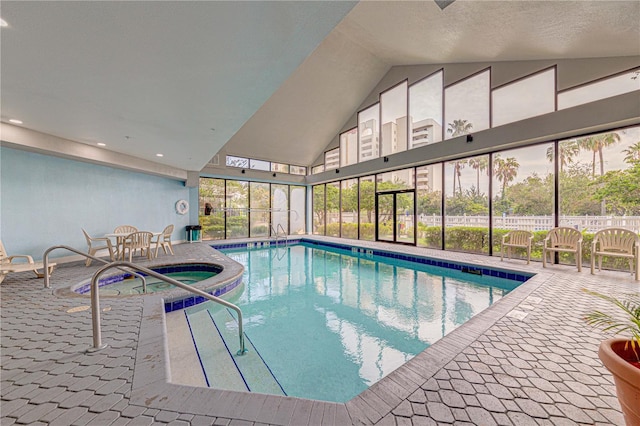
[325,148,340,171]
[340,179,359,239]
[272,184,289,234]
[326,182,341,237]
[359,176,375,241]
[409,71,443,149]
[226,180,249,238]
[380,82,408,156]
[340,128,358,167]
[416,164,443,249]
[358,103,380,162]
[558,69,640,110]
[199,178,225,240]
[444,70,490,140]
[492,68,555,127]
[313,185,325,235]
[444,155,489,253]
[250,182,270,238]
[290,186,306,235]
[491,144,554,261]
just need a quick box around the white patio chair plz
[82,229,115,266]
[121,231,153,262]
[0,240,56,284]
[500,230,534,264]
[591,227,639,280]
[152,224,175,258]
[542,227,583,272]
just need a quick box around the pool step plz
[185,304,286,396]
[186,308,247,391]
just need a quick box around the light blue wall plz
[1,147,198,260]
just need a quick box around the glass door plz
[376,190,415,244]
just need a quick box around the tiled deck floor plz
[1,237,636,425]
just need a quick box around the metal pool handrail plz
[42,245,147,291]
[89,261,247,355]
[270,224,288,247]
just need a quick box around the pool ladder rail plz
[270,224,288,247]
[43,245,148,290]
[42,246,247,356]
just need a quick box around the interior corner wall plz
[0,146,197,261]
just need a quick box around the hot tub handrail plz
[43,245,147,291]
[89,261,247,355]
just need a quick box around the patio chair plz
[121,231,153,262]
[542,227,583,272]
[500,230,534,264]
[114,225,138,234]
[113,225,138,258]
[591,227,639,281]
[0,240,56,284]
[82,229,115,266]
[152,224,175,257]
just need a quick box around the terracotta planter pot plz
[598,338,640,426]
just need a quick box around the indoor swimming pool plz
[185,241,528,402]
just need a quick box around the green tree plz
[493,155,520,198]
[358,180,375,223]
[450,160,467,195]
[447,119,473,137]
[549,140,580,172]
[502,173,554,216]
[467,156,488,196]
[445,190,488,216]
[559,164,601,215]
[578,132,621,177]
[592,161,640,215]
[623,141,640,163]
[417,190,442,215]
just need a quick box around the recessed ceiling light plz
[0,19,8,28]
[156,153,164,157]
[97,143,106,147]
[9,119,23,124]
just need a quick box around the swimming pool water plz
[215,242,522,402]
[93,271,216,295]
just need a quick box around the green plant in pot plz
[583,289,640,426]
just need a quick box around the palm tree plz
[451,160,467,195]
[447,119,473,137]
[578,132,621,177]
[548,140,580,172]
[493,155,520,198]
[467,156,488,196]
[623,141,640,164]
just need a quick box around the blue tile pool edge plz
[73,263,225,295]
[210,238,534,284]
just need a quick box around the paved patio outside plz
[1,237,635,425]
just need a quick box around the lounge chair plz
[591,227,639,281]
[0,240,56,284]
[500,230,534,264]
[542,227,583,271]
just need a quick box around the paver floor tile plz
[1,240,632,426]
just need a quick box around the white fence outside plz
[417,215,640,233]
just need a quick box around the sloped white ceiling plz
[0,1,356,171]
[2,1,639,171]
